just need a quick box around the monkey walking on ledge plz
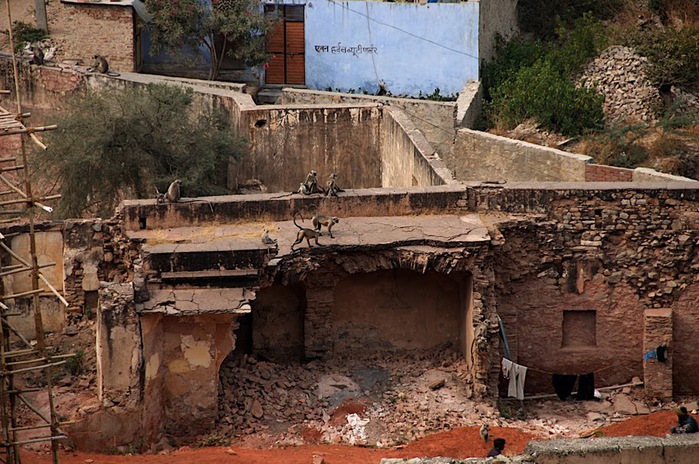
[291,212,322,251]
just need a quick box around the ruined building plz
[0,62,698,450]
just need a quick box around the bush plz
[33,83,246,218]
[624,26,699,88]
[518,0,624,39]
[583,124,650,168]
[487,59,605,136]
[7,21,47,52]
[481,37,549,98]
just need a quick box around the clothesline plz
[524,363,616,377]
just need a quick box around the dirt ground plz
[17,410,680,464]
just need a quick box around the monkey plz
[32,44,45,66]
[155,186,166,204]
[479,423,490,443]
[299,170,324,195]
[376,79,388,96]
[324,172,345,197]
[291,212,322,251]
[311,214,339,238]
[88,54,120,76]
[165,179,181,203]
[261,227,278,247]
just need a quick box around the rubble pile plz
[218,346,668,448]
[579,46,661,125]
[218,347,480,446]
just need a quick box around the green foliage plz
[6,21,47,52]
[65,349,85,376]
[416,88,458,102]
[647,0,663,13]
[487,59,605,136]
[484,15,606,136]
[518,0,625,39]
[34,83,245,218]
[146,0,277,80]
[624,26,699,88]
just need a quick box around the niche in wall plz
[561,309,596,348]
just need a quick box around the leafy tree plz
[145,0,277,80]
[33,83,245,218]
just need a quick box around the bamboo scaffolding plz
[0,1,65,461]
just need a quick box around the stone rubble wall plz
[580,46,660,125]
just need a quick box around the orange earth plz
[19,411,678,464]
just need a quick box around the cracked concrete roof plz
[133,214,490,257]
[140,288,254,315]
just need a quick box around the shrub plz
[487,59,605,136]
[518,0,625,39]
[624,26,699,88]
[7,21,47,52]
[33,83,245,218]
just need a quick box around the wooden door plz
[265,5,305,85]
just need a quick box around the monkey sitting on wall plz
[324,172,345,197]
[88,55,120,76]
[32,43,45,66]
[311,214,339,238]
[291,212,322,251]
[298,170,324,195]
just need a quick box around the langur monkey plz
[291,212,321,251]
[261,227,278,246]
[299,170,324,195]
[32,44,45,66]
[312,214,339,238]
[480,423,490,443]
[89,54,120,76]
[165,179,181,203]
[324,172,345,197]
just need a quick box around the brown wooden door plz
[265,5,305,85]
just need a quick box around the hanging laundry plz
[552,374,577,401]
[576,373,595,401]
[512,364,528,400]
[657,345,667,362]
[643,349,658,362]
[501,358,527,400]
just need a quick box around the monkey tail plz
[293,211,305,230]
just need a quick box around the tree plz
[33,83,246,218]
[145,0,277,80]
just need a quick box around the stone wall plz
[381,107,454,188]
[279,88,457,160]
[455,81,482,129]
[48,2,136,72]
[451,129,592,182]
[483,186,699,394]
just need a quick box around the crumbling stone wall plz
[485,187,699,394]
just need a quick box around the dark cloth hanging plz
[552,374,578,401]
[657,345,668,362]
[576,373,595,400]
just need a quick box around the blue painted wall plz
[302,0,480,96]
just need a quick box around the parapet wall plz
[280,87,457,159]
[381,107,455,188]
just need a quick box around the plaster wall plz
[303,0,479,96]
[451,128,592,182]
[477,0,518,64]
[381,107,453,188]
[230,104,383,192]
[332,269,463,355]
[147,314,238,436]
[279,88,457,160]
